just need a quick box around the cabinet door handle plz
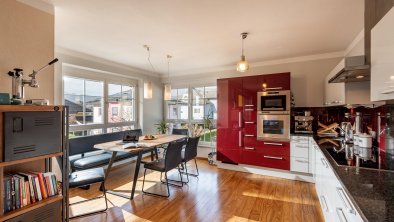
[245,104,254,107]
[244,147,255,150]
[245,122,255,124]
[239,131,242,147]
[238,112,242,128]
[320,196,328,212]
[336,187,356,214]
[245,109,254,111]
[265,87,283,91]
[336,208,348,222]
[381,89,394,94]
[264,155,283,160]
[244,134,255,137]
[295,145,309,149]
[295,159,309,163]
[264,142,283,146]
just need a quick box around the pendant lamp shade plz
[144,81,152,99]
[164,84,172,100]
[236,32,250,72]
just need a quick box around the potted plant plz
[155,121,168,134]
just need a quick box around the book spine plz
[51,174,58,195]
[33,176,42,201]
[28,175,36,203]
[31,177,38,202]
[25,181,30,205]
[14,177,20,209]
[4,178,12,213]
[10,177,15,210]
[37,173,47,199]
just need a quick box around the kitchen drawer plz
[243,122,256,134]
[241,149,264,167]
[261,154,290,170]
[290,157,309,173]
[291,135,310,144]
[258,140,290,157]
[244,136,257,149]
[290,142,309,158]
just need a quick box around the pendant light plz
[143,45,153,99]
[236,32,250,72]
[164,55,172,100]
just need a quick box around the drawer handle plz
[238,112,242,128]
[264,155,283,160]
[264,142,283,146]
[295,159,309,163]
[239,131,242,147]
[320,196,329,212]
[245,104,254,107]
[336,187,356,214]
[336,208,348,222]
[244,147,255,150]
[245,134,255,137]
[295,145,309,149]
[245,109,254,111]
[245,122,255,124]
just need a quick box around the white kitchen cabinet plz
[324,60,346,106]
[290,136,310,173]
[371,7,394,101]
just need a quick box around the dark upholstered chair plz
[181,136,200,182]
[142,140,184,198]
[172,128,189,136]
[69,168,108,218]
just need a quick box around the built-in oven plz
[257,114,290,140]
[257,90,291,114]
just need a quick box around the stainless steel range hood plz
[328,55,370,83]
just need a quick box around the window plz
[165,88,189,120]
[164,85,217,147]
[64,76,137,137]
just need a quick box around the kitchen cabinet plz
[371,7,394,101]
[324,60,346,106]
[290,136,310,173]
[259,72,291,91]
[243,76,259,123]
[217,78,243,163]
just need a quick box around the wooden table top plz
[93,134,187,152]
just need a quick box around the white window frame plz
[62,68,138,135]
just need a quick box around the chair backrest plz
[172,128,189,136]
[184,136,200,162]
[69,129,142,156]
[164,140,184,171]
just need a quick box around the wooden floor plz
[69,159,324,222]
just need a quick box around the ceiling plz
[43,0,363,76]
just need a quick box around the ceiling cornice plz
[56,47,161,78]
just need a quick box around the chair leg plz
[150,151,154,161]
[164,166,185,187]
[181,158,199,177]
[142,169,170,198]
[184,162,189,183]
[154,148,159,160]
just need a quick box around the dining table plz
[94,134,187,199]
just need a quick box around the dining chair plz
[69,167,108,218]
[172,128,189,136]
[181,136,200,183]
[142,140,184,198]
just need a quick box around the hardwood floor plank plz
[70,160,323,222]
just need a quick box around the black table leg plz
[130,150,143,199]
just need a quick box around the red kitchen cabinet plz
[258,72,290,91]
[243,76,259,123]
[260,155,290,170]
[217,78,243,164]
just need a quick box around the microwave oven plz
[257,90,291,114]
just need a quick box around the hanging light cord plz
[145,46,155,72]
[167,55,172,82]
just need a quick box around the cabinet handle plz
[244,147,255,150]
[320,196,328,212]
[239,131,242,147]
[264,142,283,146]
[238,112,242,128]
[245,109,254,111]
[381,89,394,94]
[321,158,328,168]
[245,122,255,124]
[295,159,309,163]
[264,155,283,160]
[336,187,356,214]
[265,87,283,90]
[244,134,255,137]
[295,145,309,149]
[336,208,348,222]
[245,104,254,107]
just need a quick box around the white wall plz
[54,49,163,134]
[0,0,54,103]
[164,56,342,107]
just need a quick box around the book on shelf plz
[3,172,59,213]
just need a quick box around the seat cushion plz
[144,159,165,172]
[69,150,107,167]
[69,168,105,188]
[72,153,113,170]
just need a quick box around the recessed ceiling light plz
[356,75,364,79]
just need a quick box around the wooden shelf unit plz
[0,105,68,222]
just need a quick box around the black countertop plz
[315,139,394,222]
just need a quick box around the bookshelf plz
[0,105,68,222]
